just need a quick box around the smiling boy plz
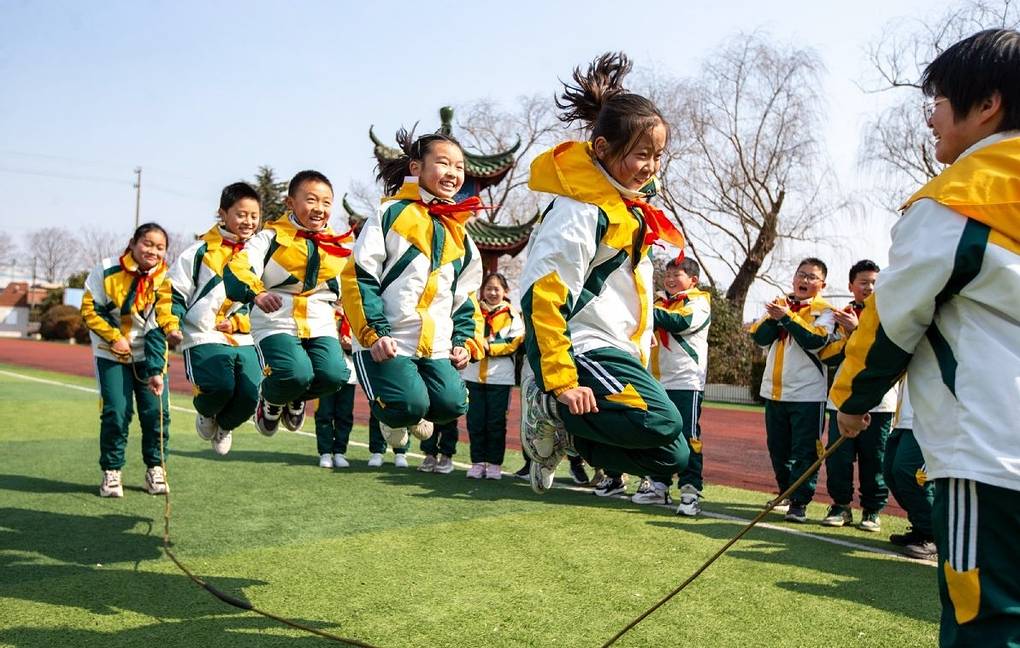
[831,30,1020,646]
[749,258,835,523]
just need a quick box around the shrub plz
[40,304,84,341]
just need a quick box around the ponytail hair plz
[556,52,669,163]
[376,126,464,196]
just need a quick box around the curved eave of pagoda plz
[341,194,368,223]
[464,138,522,179]
[465,211,540,255]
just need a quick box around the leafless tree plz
[26,227,79,283]
[859,0,1019,208]
[165,230,198,268]
[455,94,567,224]
[0,232,18,266]
[76,227,126,271]
[651,33,852,312]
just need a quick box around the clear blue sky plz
[0,0,955,300]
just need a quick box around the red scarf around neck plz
[623,198,686,261]
[778,297,811,342]
[483,303,511,335]
[296,228,353,257]
[655,291,689,349]
[119,252,164,310]
[419,195,494,225]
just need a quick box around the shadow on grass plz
[0,474,95,496]
[645,517,939,624]
[0,613,362,648]
[172,448,316,467]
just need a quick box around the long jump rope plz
[140,354,846,646]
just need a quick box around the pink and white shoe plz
[484,464,502,480]
[466,463,485,479]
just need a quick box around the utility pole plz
[133,167,142,229]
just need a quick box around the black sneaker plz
[282,401,306,431]
[513,459,531,481]
[903,538,938,561]
[785,503,808,523]
[255,398,282,436]
[568,456,590,485]
[593,475,626,497]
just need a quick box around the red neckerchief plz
[623,198,686,260]
[845,301,864,317]
[655,291,688,349]
[418,195,493,225]
[339,314,351,339]
[220,237,245,254]
[296,228,353,257]
[483,303,511,336]
[778,297,811,342]
[119,253,165,311]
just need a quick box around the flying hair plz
[376,124,464,196]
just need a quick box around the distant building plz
[0,282,47,338]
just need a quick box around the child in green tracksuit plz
[883,378,935,560]
[644,257,711,515]
[170,182,262,456]
[224,170,353,436]
[749,257,836,523]
[820,259,896,531]
[520,53,689,494]
[459,272,525,480]
[341,131,485,452]
[81,222,182,498]
[832,29,1020,646]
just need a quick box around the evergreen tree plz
[254,165,287,222]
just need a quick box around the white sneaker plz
[632,478,672,505]
[332,453,350,468]
[145,466,169,495]
[675,484,702,517]
[435,454,455,474]
[378,421,409,449]
[394,454,409,468]
[211,429,232,456]
[195,414,217,441]
[319,453,334,468]
[410,419,434,441]
[367,453,384,467]
[529,457,559,494]
[520,376,571,472]
[418,455,438,472]
[99,469,123,498]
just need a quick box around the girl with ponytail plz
[518,52,690,496]
[341,128,486,458]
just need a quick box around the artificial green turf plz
[0,363,939,647]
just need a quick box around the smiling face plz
[481,276,507,306]
[663,267,696,295]
[410,141,465,201]
[286,180,333,231]
[129,229,168,271]
[925,93,1003,164]
[849,270,878,303]
[595,120,667,191]
[792,263,826,300]
[219,197,260,240]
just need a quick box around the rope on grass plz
[152,376,380,647]
[599,435,849,647]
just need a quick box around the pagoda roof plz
[369,107,520,187]
[341,194,538,257]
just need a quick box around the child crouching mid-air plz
[81,223,183,497]
[519,52,689,494]
[170,182,263,456]
[224,170,353,436]
[342,129,486,451]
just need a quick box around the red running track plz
[0,337,903,515]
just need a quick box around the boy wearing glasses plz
[749,257,835,523]
[832,30,1020,646]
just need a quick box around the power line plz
[0,166,132,186]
